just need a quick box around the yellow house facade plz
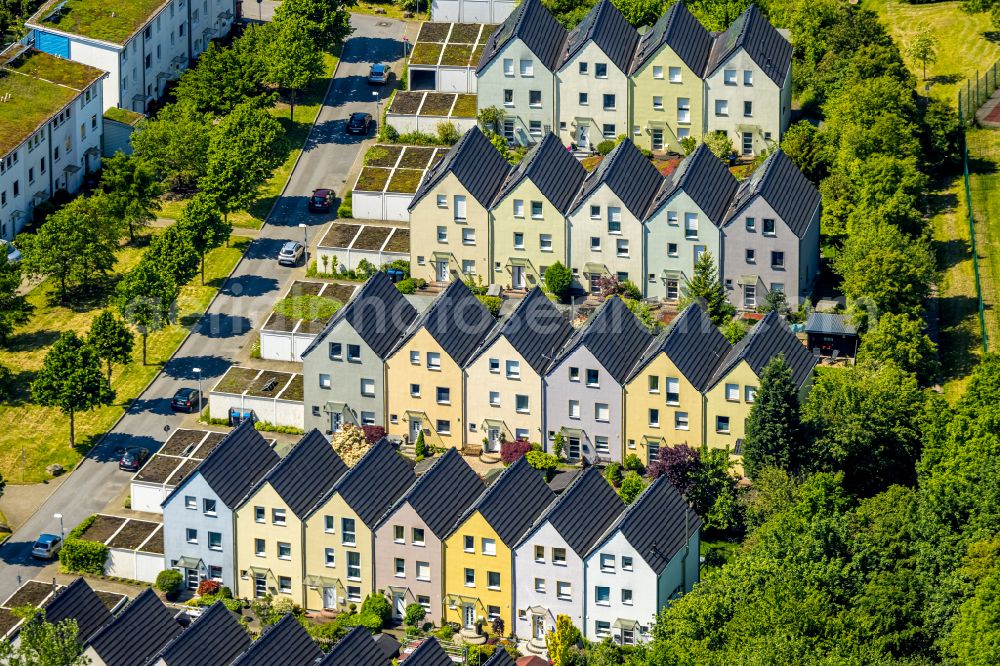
[704,359,758,452]
[235,485,307,606]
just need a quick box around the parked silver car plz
[278,241,304,266]
[31,533,62,559]
[1,240,20,264]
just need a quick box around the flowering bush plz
[333,424,371,466]
[500,439,533,465]
[197,579,221,597]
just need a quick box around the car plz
[31,534,62,559]
[368,63,390,85]
[119,447,150,471]
[171,387,202,412]
[308,188,334,212]
[278,241,305,266]
[1,240,20,264]
[347,112,373,135]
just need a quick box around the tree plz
[100,152,163,243]
[648,444,700,495]
[618,471,646,504]
[721,318,749,344]
[858,312,939,384]
[545,615,582,666]
[115,261,179,365]
[0,608,88,666]
[87,310,134,387]
[612,0,669,27]
[31,331,114,447]
[780,121,828,184]
[173,35,268,116]
[131,102,213,191]
[178,194,231,285]
[414,430,428,460]
[265,17,325,121]
[145,223,200,286]
[758,289,789,316]
[905,24,938,81]
[0,256,30,344]
[680,252,735,327]
[273,0,354,51]
[543,261,573,302]
[687,0,757,31]
[704,130,735,160]
[200,99,286,223]
[743,355,808,479]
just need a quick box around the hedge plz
[58,538,109,575]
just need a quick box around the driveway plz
[0,14,406,600]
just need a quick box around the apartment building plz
[0,48,105,241]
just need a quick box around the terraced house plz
[554,0,638,151]
[373,449,484,625]
[490,133,586,290]
[465,287,574,451]
[566,138,662,292]
[543,297,653,464]
[628,2,712,153]
[301,272,418,434]
[443,457,555,635]
[302,440,416,611]
[408,127,512,284]
[234,430,348,607]
[385,280,495,448]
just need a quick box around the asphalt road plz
[0,14,405,599]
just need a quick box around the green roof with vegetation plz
[409,42,443,66]
[411,22,491,67]
[364,144,404,167]
[29,0,170,44]
[272,294,343,321]
[356,166,392,192]
[0,50,103,155]
[387,91,423,115]
[214,367,261,395]
[453,94,478,118]
[388,169,424,193]
[104,106,144,126]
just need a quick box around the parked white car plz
[1,240,20,264]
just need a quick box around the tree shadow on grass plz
[968,156,998,176]
[4,329,60,353]
[937,294,984,382]
[934,237,972,271]
[1,369,37,406]
[928,73,962,86]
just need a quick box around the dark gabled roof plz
[251,429,348,518]
[492,133,587,215]
[554,296,653,385]
[520,467,624,556]
[452,457,555,545]
[627,304,732,392]
[569,139,663,219]
[392,280,495,368]
[40,578,112,644]
[317,627,389,666]
[380,448,484,538]
[154,602,251,666]
[231,614,322,666]
[310,439,416,526]
[707,311,816,390]
[560,0,639,74]
[483,649,517,666]
[400,638,454,666]
[410,127,512,210]
[301,272,418,360]
[704,4,791,86]
[85,588,181,666]
[723,149,820,238]
[598,476,701,574]
[630,1,713,75]
[477,0,567,74]
[804,312,857,336]
[646,143,738,224]
[470,288,574,375]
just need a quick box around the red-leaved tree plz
[647,444,700,496]
[500,439,533,465]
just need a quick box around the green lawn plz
[36,0,166,44]
[0,233,249,483]
[159,52,340,230]
[966,129,1000,340]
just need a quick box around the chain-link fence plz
[958,59,1000,124]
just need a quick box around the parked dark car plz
[368,63,390,85]
[119,447,150,471]
[171,387,202,412]
[347,112,373,135]
[278,241,305,266]
[308,188,334,212]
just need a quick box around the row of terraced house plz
[475,0,792,155]
[161,417,701,650]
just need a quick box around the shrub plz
[414,430,428,460]
[59,538,109,575]
[67,515,96,540]
[362,425,386,443]
[396,278,416,294]
[618,471,646,504]
[596,140,616,156]
[219,586,233,599]
[500,439,533,465]
[623,453,644,472]
[477,295,502,317]
[361,593,392,627]
[156,570,184,598]
[552,431,566,460]
[381,123,399,142]
[525,450,559,481]
[337,190,353,218]
[434,624,455,641]
[491,616,505,637]
[333,425,371,466]
[437,122,461,145]
[404,603,426,627]
[197,579,221,596]
[405,624,421,637]
[357,259,377,280]
[640,148,653,159]
[705,130,734,159]
[468,644,497,662]
[273,596,296,615]
[604,462,623,487]
[382,259,410,278]
[397,130,438,145]
[221,598,243,612]
[680,136,698,155]
[254,421,304,434]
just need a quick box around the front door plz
[185,568,200,590]
[393,592,406,619]
[331,412,343,433]
[589,274,602,294]
[436,260,448,282]
[323,586,337,609]
[463,603,476,629]
[532,614,545,639]
[410,418,422,442]
[577,125,589,149]
[487,428,501,452]
[568,437,581,461]
[742,131,753,155]
[511,266,525,290]
[254,574,267,598]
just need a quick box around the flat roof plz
[28,0,170,45]
[0,49,103,156]
[410,22,497,67]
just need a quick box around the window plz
[278,542,291,560]
[763,218,776,235]
[595,403,609,422]
[437,226,447,243]
[427,352,441,370]
[529,90,542,107]
[668,66,682,83]
[531,201,543,219]
[436,419,450,434]
[595,436,610,454]
[616,239,629,257]
[586,369,600,387]
[503,58,514,76]
[648,408,661,428]
[535,577,546,593]
[771,282,784,294]
[725,383,739,401]
[595,63,608,78]
[569,367,580,382]
[501,360,519,379]
[272,509,286,526]
[600,553,615,571]
[520,59,534,76]
[591,236,601,251]
[503,89,513,106]
[668,243,678,257]
[255,506,265,523]
[528,119,543,136]
[622,588,633,605]
[540,233,552,251]
[410,383,421,397]
[556,581,571,600]
[746,386,757,403]
[464,535,475,552]
[347,586,361,602]
[361,411,375,426]
[772,251,785,268]
[436,194,447,208]
[203,499,216,516]
[744,100,753,117]
[319,374,331,389]
[677,97,690,124]
[716,415,731,433]
[675,411,689,430]
[590,205,601,219]
[360,378,375,397]
[489,358,500,374]
[436,386,450,404]
[410,351,420,365]
[746,248,756,264]
[462,228,475,245]
[329,342,343,360]
[602,124,616,139]
[653,95,663,110]
[489,391,500,406]
[553,547,567,564]
[464,568,475,586]
[347,344,360,361]
[347,551,361,579]
[724,68,737,84]
[608,207,622,234]
[274,576,290,594]
[514,232,525,249]
[209,565,222,581]
[185,496,196,510]
[342,518,356,545]
[394,558,405,577]
[744,69,754,85]
[254,538,265,556]
[663,377,680,404]
[513,199,524,217]
[684,212,698,239]
[579,92,588,106]
[595,586,610,605]
[413,528,425,545]
[413,561,429,581]
[488,571,501,590]
[568,400,580,419]
[325,548,335,567]
[603,94,616,110]
[186,529,197,544]
[515,394,529,413]
[579,61,588,74]
[715,99,729,116]
[652,65,663,79]
[488,606,500,620]
[418,595,431,610]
